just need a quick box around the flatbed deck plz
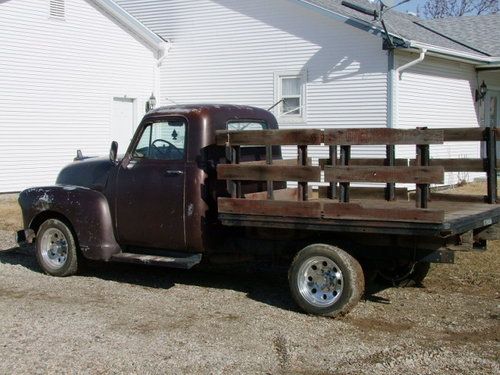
[220,199,500,237]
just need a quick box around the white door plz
[112,97,135,154]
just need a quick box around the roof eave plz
[403,41,496,65]
[91,0,168,56]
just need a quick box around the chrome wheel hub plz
[40,228,68,270]
[297,256,344,307]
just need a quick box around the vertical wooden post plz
[234,146,242,198]
[385,145,396,201]
[228,145,237,198]
[266,145,274,200]
[298,145,308,201]
[416,144,430,208]
[328,145,337,200]
[486,127,497,204]
[339,145,351,203]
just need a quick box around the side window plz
[274,72,306,122]
[133,120,186,161]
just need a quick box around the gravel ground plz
[0,193,499,374]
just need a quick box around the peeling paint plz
[34,192,53,211]
[187,203,194,216]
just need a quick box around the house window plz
[49,0,65,19]
[275,73,306,121]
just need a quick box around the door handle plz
[164,170,184,177]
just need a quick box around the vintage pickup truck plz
[17,104,500,317]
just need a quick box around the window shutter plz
[50,0,65,19]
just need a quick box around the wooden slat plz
[324,166,444,184]
[319,158,408,168]
[441,128,485,142]
[242,158,311,166]
[218,198,322,218]
[217,164,321,182]
[324,128,443,145]
[245,187,312,201]
[410,158,486,172]
[318,186,408,200]
[323,202,444,223]
[215,129,323,146]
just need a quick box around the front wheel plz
[288,244,364,317]
[35,218,79,277]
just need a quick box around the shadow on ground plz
[0,246,398,313]
[0,246,300,312]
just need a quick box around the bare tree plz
[423,0,499,18]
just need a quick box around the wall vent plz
[49,0,65,19]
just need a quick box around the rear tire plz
[288,244,364,317]
[35,219,79,277]
[378,261,430,287]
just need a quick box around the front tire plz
[288,244,364,317]
[35,219,79,277]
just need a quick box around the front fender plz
[18,185,121,261]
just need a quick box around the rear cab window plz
[227,120,267,132]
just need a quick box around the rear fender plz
[18,185,121,261]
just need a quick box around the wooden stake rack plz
[215,127,498,225]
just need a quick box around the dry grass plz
[436,181,488,196]
[0,194,22,232]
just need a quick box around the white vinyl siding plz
[394,51,481,185]
[0,0,157,192]
[117,0,389,164]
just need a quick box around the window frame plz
[274,71,307,123]
[130,117,188,162]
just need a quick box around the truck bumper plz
[16,229,35,247]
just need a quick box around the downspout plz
[154,41,171,107]
[395,48,427,79]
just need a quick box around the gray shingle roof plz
[305,0,490,57]
[418,14,500,56]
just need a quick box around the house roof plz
[301,0,493,59]
[91,0,167,55]
[114,0,497,63]
[417,14,500,57]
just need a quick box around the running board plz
[110,252,202,269]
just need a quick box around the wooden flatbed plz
[219,198,500,237]
[215,127,499,240]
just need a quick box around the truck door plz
[114,118,187,250]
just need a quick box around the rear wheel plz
[35,219,79,277]
[378,261,430,287]
[288,244,364,317]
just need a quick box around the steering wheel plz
[151,139,183,158]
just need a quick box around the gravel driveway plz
[0,198,499,374]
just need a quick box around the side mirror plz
[109,141,118,164]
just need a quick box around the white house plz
[0,0,166,192]
[1,0,499,192]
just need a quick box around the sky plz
[387,0,427,15]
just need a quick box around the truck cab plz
[18,105,279,265]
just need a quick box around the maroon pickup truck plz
[17,104,500,317]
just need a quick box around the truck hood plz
[56,157,115,191]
